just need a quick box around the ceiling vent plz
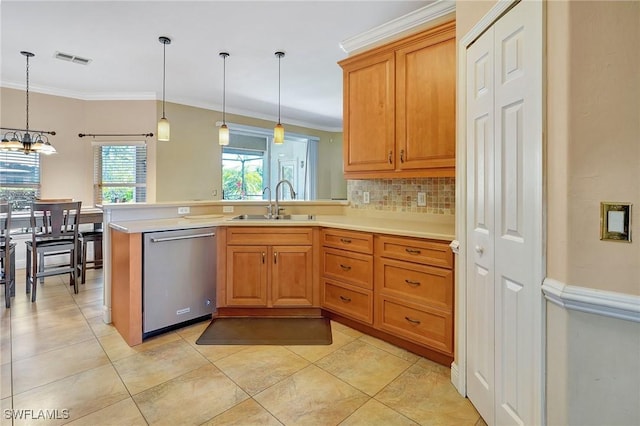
[54,51,92,65]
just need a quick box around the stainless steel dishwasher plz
[142,227,216,337]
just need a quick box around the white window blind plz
[93,143,146,204]
[0,151,40,211]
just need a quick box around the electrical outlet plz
[222,205,234,213]
[178,206,190,215]
[363,191,370,204]
[417,192,426,207]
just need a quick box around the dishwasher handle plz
[150,232,215,243]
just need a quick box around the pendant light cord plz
[162,41,166,119]
[25,54,30,132]
[277,53,281,124]
[222,53,227,124]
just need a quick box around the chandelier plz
[0,51,57,155]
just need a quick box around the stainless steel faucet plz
[274,179,296,217]
[263,186,273,218]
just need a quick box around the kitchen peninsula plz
[104,200,455,365]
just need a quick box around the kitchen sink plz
[231,214,316,221]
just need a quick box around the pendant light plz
[157,36,171,142]
[273,51,285,145]
[0,51,57,155]
[218,52,230,146]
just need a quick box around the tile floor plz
[1,269,485,426]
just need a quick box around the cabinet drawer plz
[375,258,452,311]
[323,247,373,290]
[376,296,452,355]
[322,228,373,254]
[322,279,373,325]
[227,227,312,245]
[375,235,453,268]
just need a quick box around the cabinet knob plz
[475,245,484,255]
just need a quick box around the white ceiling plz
[0,0,433,132]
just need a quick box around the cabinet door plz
[226,245,268,306]
[271,245,313,306]
[396,33,456,170]
[341,51,395,172]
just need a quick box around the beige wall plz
[155,101,345,202]
[0,88,156,206]
[561,0,640,295]
[1,88,344,205]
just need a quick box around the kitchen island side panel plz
[111,229,143,345]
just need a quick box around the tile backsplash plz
[347,178,455,215]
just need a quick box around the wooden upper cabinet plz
[396,34,456,170]
[339,21,456,178]
[341,51,395,173]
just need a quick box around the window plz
[93,143,146,204]
[0,150,40,211]
[221,124,317,200]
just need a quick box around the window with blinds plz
[0,151,40,211]
[93,143,146,204]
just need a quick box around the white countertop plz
[109,214,455,241]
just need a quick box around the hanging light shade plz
[273,51,285,145]
[219,52,230,146]
[157,36,171,142]
[0,51,57,155]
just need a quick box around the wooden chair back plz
[0,200,10,248]
[30,201,82,240]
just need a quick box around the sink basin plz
[231,214,270,220]
[231,214,315,221]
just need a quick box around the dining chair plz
[77,227,103,283]
[1,200,16,308]
[26,201,82,302]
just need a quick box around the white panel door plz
[466,25,496,426]
[493,2,543,424]
[466,1,543,425]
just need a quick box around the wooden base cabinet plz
[374,235,454,357]
[320,229,374,324]
[222,227,317,308]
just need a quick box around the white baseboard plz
[450,361,463,396]
[542,278,640,323]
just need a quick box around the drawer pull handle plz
[339,295,352,303]
[388,150,393,164]
[404,279,421,287]
[405,248,421,255]
[340,238,352,244]
[405,316,421,325]
[400,149,405,163]
[274,252,278,264]
[339,264,352,271]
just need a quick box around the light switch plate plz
[178,206,190,215]
[363,191,370,204]
[417,192,426,206]
[600,202,632,242]
[222,205,234,213]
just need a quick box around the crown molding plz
[1,81,156,101]
[339,0,456,55]
[1,83,342,132]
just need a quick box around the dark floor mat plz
[196,317,332,345]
